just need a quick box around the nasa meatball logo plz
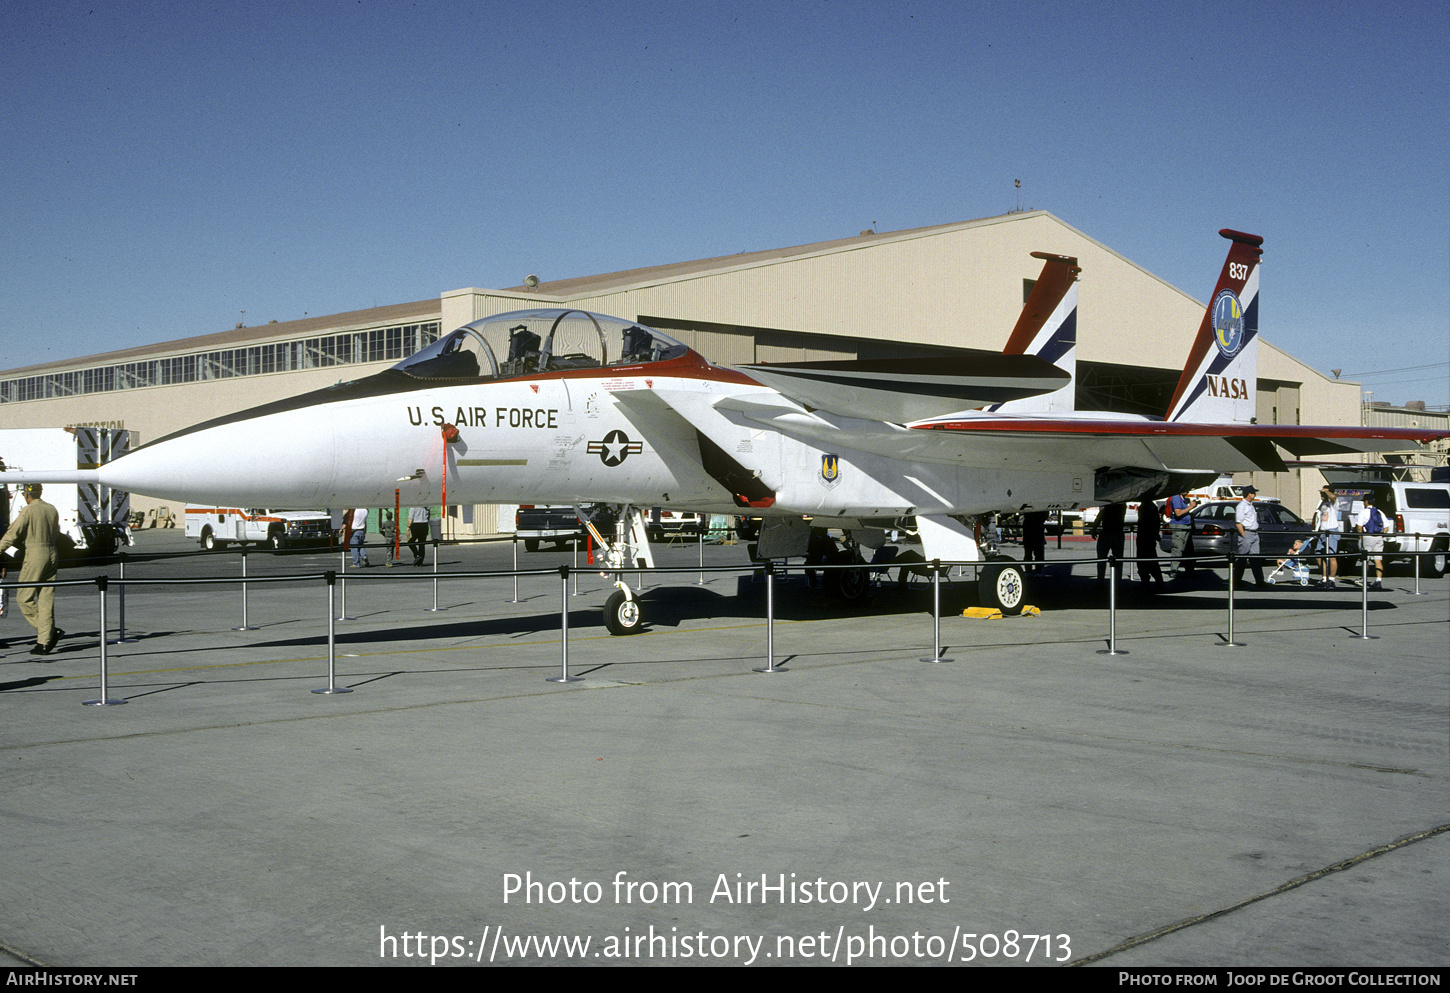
[1211,289,1245,358]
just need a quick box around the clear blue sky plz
[3,0,1446,406]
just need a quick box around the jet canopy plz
[392,309,690,381]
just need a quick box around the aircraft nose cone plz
[98,409,341,506]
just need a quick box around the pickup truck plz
[186,507,334,550]
[515,505,616,551]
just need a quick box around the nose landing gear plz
[581,504,654,636]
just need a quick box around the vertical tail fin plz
[992,252,1080,413]
[1165,229,1263,423]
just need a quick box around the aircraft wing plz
[623,375,1447,479]
[732,354,1070,423]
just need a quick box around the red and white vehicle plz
[185,507,334,550]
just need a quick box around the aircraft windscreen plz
[391,309,689,381]
[392,329,496,380]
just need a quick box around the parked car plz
[1159,500,1312,561]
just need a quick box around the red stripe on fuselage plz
[912,419,1448,443]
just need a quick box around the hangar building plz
[0,210,1428,530]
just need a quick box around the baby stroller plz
[1267,539,1312,586]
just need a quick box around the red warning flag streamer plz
[440,423,460,540]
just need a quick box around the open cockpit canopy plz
[392,309,691,381]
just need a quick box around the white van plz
[1330,482,1449,577]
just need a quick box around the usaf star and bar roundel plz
[588,429,644,467]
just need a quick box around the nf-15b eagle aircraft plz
[12,230,1445,633]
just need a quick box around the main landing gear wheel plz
[826,560,871,606]
[978,558,1028,615]
[604,589,643,636]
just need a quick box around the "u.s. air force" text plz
[406,405,558,428]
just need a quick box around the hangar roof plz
[1,298,442,378]
[495,211,1133,299]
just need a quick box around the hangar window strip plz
[0,322,441,404]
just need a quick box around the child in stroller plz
[1267,538,1313,586]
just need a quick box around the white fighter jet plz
[12,231,1444,633]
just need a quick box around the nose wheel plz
[603,588,643,636]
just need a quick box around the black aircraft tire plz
[978,561,1028,615]
[604,590,643,636]
[826,562,871,606]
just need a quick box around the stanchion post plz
[509,535,520,603]
[337,547,355,621]
[1219,551,1246,648]
[921,559,954,663]
[548,565,581,683]
[695,525,706,585]
[426,537,444,612]
[572,539,582,596]
[1097,552,1129,655]
[115,554,126,641]
[111,553,137,644]
[754,561,786,672]
[1351,551,1379,640]
[233,544,257,631]
[84,576,126,706]
[314,571,352,694]
[1409,532,1426,596]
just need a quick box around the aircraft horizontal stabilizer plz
[736,354,1070,423]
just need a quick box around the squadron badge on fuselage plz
[820,453,842,489]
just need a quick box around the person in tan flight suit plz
[0,483,65,654]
